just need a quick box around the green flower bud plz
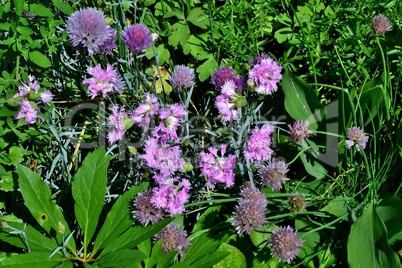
[27,91,39,101]
[128,146,137,155]
[123,117,134,130]
[235,96,247,108]
[183,162,193,172]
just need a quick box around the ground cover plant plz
[0,0,402,267]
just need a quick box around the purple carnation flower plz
[153,104,187,144]
[15,100,37,125]
[107,105,131,144]
[133,190,164,226]
[83,64,124,99]
[122,24,153,54]
[214,80,245,122]
[268,226,304,264]
[345,126,369,151]
[151,178,190,215]
[132,93,159,128]
[250,53,272,68]
[370,14,391,35]
[211,67,236,90]
[170,65,195,91]
[288,120,312,142]
[258,160,290,190]
[40,89,54,104]
[199,145,237,189]
[154,224,190,256]
[66,8,117,55]
[245,124,276,164]
[14,75,40,99]
[248,57,282,95]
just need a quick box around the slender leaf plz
[347,202,399,268]
[98,249,146,267]
[72,147,111,249]
[0,252,64,267]
[17,165,75,251]
[93,183,149,254]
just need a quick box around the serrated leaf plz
[196,56,218,82]
[93,183,149,254]
[52,0,74,15]
[29,4,54,17]
[98,249,146,267]
[213,243,246,268]
[16,165,75,251]
[183,35,205,57]
[347,202,399,268]
[29,51,51,68]
[187,8,209,29]
[72,147,111,250]
[168,21,190,47]
[0,252,64,267]
[100,218,173,257]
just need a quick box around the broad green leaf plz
[7,146,25,165]
[196,56,218,82]
[0,222,59,252]
[191,251,230,268]
[192,205,221,233]
[347,202,399,268]
[359,73,387,126]
[72,147,111,250]
[168,21,190,47]
[183,34,206,57]
[52,0,74,15]
[376,197,402,245]
[274,27,293,43]
[100,218,173,257]
[29,4,54,17]
[29,51,51,68]
[213,243,246,268]
[55,260,73,268]
[156,250,177,268]
[16,165,75,251]
[250,225,276,248]
[282,69,325,130]
[13,0,24,15]
[321,196,352,217]
[187,8,209,29]
[98,249,146,267]
[0,252,64,267]
[93,183,149,254]
[181,234,225,266]
[170,264,192,268]
[300,152,327,180]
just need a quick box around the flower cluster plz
[66,8,117,55]
[370,14,391,35]
[133,190,164,226]
[199,145,237,189]
[83,64,124,99]
[258,159,290,190]
[107,105,133,143]
[233,182,267,235]
[289,120,312,142]
[170,65,195,91]
[245,124,276,164]
[345,126,369,151]
[153,104,187,144]
[248,55,282,95]
[131,93,159,128]
[13,75,54,125]
[288,193,308,212]
[211,67,236,90]
[268,226,304,264]
[154,224,190,256]
[122,24,153,54]
[215,80,246,122]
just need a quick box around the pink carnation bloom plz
[199,145,237,189]
[15,100,37,125]
[345,126,369,151]
[153,104,187,144]
[40,89,54,103]
[245,124,276,164]
[215,80,243,122]
[288,120,312,142]
[83,64,124,99]
[151,178,190,216]
[132,93,159,127]
[107,105,129,143]
[248,57,282,95]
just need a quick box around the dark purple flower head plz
[250,53,272,68]
[66,8,117,54]
[122,24,153,54]
[233,200,267,235]
[288,193,307,212]
[211,67,236,90]
[154,224,190,256]
[268,226,304,264]
[170,65,195,91]
[288,120,312,142]
[370,14,391,35]
[345,126,369,151]
[258,159,290,190]
[133,190,164,226]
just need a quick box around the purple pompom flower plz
[131,93,159,128]
[248,56,282,95]
[133,190,164,226]
[370,14,391,35]
[288,193,308,212]
[258,159,290,190]
[122,24,153,54]
[245,124,276,164]
[83,64,124,99]
[211,67,236,90]
[66,8,117,55]
[345,126,369,151]
[15,100,37,125]
[288,120,312,142]
[199,145,237,189]
[268,226,304,264]
[154,224,190,256]
[170,65,195,91]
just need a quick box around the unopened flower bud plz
[183,162,193,172]
[151,33,159,42]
